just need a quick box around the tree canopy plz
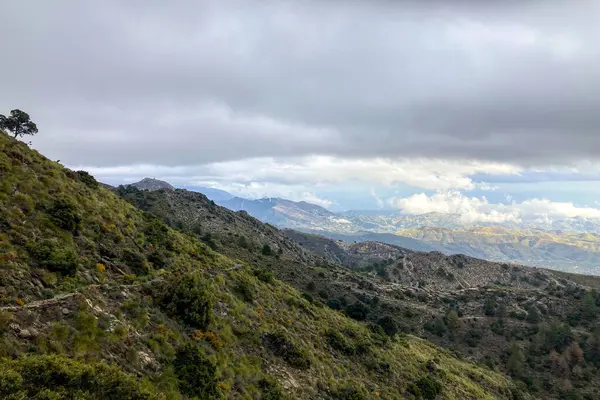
[0,109,38,138]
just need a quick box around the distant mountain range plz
[124,178,600,274]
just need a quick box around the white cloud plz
[391,191,600,224]
[78,156,521,192]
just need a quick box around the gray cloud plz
[1,0,600,167]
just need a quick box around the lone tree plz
[0,109,38,139]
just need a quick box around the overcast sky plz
[1,0,600,218]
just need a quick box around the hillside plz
[397,226,600,275]
[115,185,330,269]
[111,176,600,398]
[208,197,600,274]
[281,232,600,399]
[217,196,355,231]
[0,132,531,398]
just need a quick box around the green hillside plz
[111,180,600,399]
[0,132,528,398]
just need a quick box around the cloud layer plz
[79,156,520,194]
[2,1,600,213]
[1,0,600,168]
[392,191,600,224]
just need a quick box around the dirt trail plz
[0,278,165,312]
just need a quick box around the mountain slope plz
[397,226,600,274]
[0,131,528,398]
[127,177,175,191]
[224,202,600,274]
[110,177,600,398]
[217,196,355,231]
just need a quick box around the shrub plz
[326,299,342,310]
[147,248,172,269]
[526,305,541,323]
[234,280,254,303]
[0,354,159,399]
[159,274,212,330]
[302,292,314,303]
[424,316,447,337]
[46,199,81,233]
[262,244,273,256]
[484,297,497,316]
[27,239,79,276]
[415,376,442,400]
[377,316,398,337]
[331,386,366,400]
[325,330,355,356]
[262,332,311,370]
[345,302,369,321]
[0,311,12,333]
[144,218,173,249]
[74,170,99,188]
[173,343,218,399]
[253,268,274,283]
[122,249,148,275]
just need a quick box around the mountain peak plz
[127,177,174,191]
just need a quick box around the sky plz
[1,0,600,220]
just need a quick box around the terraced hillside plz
[0,132,530,398]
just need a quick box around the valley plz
[162,187,600,275]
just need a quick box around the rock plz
[61,308,70,315]
[18,328,34,339]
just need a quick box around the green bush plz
[0,354,159,399]
[345,302,369,321]
[377,316,398,337]
[147,248,172,269]
[46,199,81,233]
[415,376,442,400]
[144,217,173,249]
[122,249,148,275]
[253,268,274,283]
[73,170,99,188]
[27,239,79,276]
[262,332,311,370]
[326,299,342,310]
[424,316,447,337]
[234,280,254,303]
[330,386,366,400]
[301,292,314,303]
[325,329,355,356]
[173,343,218,399]
[159,274,212,330]
[262,244,273,256]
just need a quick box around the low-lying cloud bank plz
[390,191,600,224]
